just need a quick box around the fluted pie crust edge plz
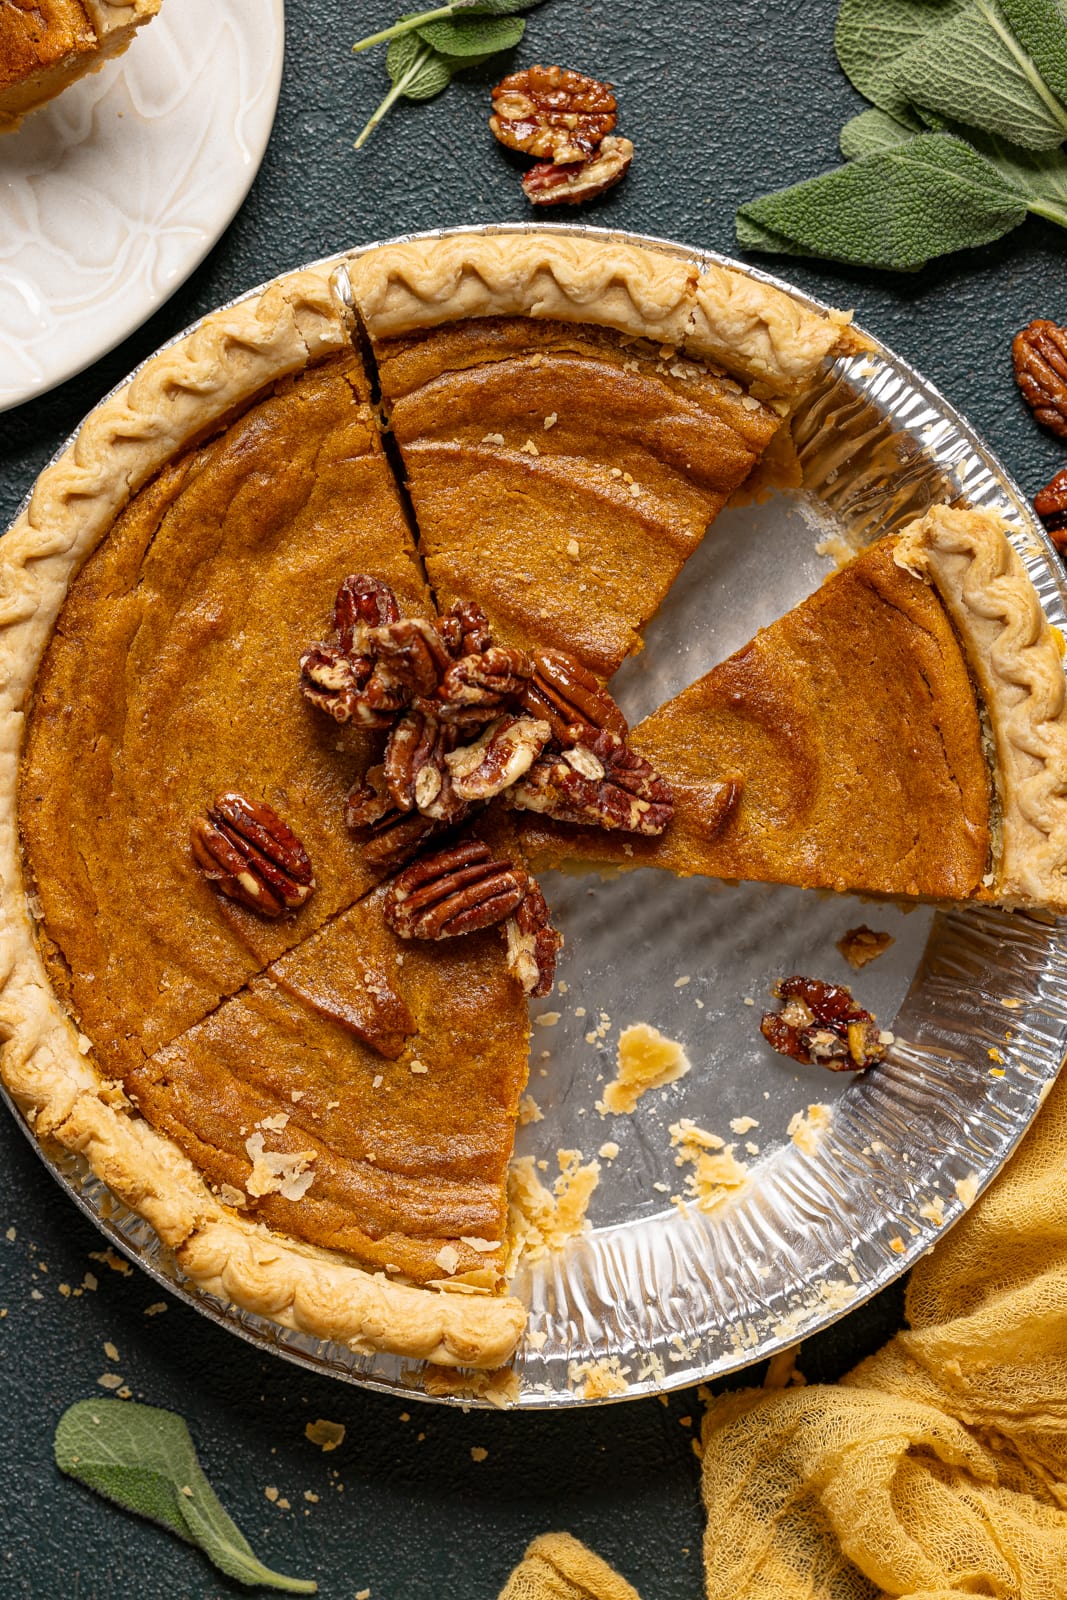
[895,506,1067,913]
[0,261,525,1369]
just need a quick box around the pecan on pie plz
[0,0,161,132]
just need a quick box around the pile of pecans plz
[1012,320,1067,548]
[489,65,633,208]
[297,574,673,998]
[760,975,886,1072]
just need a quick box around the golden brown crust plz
[894,506,1067,912]
[347,232,849,394]
[0,263,526,1368]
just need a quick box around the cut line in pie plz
[2,231,1065,1383]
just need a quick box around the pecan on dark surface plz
[522,135,634,207]
[490,65,617,163]
[383,840,529,940]
[191,793,315,918]
[504,877,562,998]
[507,724,674,835]
[1034,467,1067,548]
[760,975,885,1071]
[1012,320,1067,439]
[518,649,627,742]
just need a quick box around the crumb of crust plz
[567,1355,631,1399]
[507,1149,600,1265]
[518,1094,544,1126]
[889,1236,906,1254]
[244,1133,316,1201]
[598,1141,619,1160]
[143,1301,168,1317]
[470,1446,489,1463]
[919,1195,946,1227]
[89,1248,131,1276]
[97,1373,124,1390]
[955,1173,979,1208]
[534,1011,560,1028]
[543,412,557,429]
[668,1120,749,1213]
[836,924,894,970]
[356,1590,371,1599]
[729,1116,758,1135]
[103,1340,119,1362]
[597,1022,691,1115]
[422,1365,520,1408]
[305,1418,345,1452]
[1001,997,1021,1009]
[787,1103,832,1155]
[481,432,505,446]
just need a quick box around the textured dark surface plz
[0,1,1063,1596]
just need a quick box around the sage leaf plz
[1000,0,1067,110]
[737,133,1027,270]
[957,124,1067,224]
[894,0,1067,149]
[353,0,541,54]
[415,13,525,54]
[840,107,923,159]
[835,0,970,117]
[55,1401,317,1594]
[354,31,456,148]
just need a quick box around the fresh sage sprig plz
[55,1400,317,1593]
[352,1,544,148]
[738,0,1067,270]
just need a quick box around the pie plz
[1,231,1061,1380]
[0,0,161,133]
[522,506,1067,913]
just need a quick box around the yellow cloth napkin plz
[701,1067,1067,1598]
[498,1532,643,1599]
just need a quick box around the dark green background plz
[1,2,1063,1595]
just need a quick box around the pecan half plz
[504,878,562,998]
[358,618,454,713]
[1034,467,1067,548]
[435,599,492,658]
[760,975,885,1071]
[384,705,453,814]
[490,65,616,162]
[383,841,528,940]
[361,809,454,873]
[446,715,552,802]
[344,764,395,829]
[522,135,634,206]
[334,573,400,653]
[1012,320,1067,439]
[436,644,534,721]
[508,724,673,835]
[191,793,315,917]
[299,643,388,728]
[518,649,627,741]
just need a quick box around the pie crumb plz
[518,1094,544,1126]
[508,1149,600,1264]
[787,1103,832,1155]
[599,1023,691,1115]
[836,924,894,970]
[668,1120,749,1212]
[598,1141,619,1160]
[470,1446,489,1463]
[567,1355,630,1398]
[304,1418,346,1452]
[423,1365,520,1408]
[729,1116,758,1135]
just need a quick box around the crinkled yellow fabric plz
[701,1068,1067,1599]
[498,1532,643,1599]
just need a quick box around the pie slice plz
[521,506,1067,913]
[0,0,161,133]
[348,235,849,677]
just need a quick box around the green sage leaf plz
[840,107,923,159]
[386,30,455,98]
[1000,0,1067,110]
[956,123,1067,223]
[353,0,542,54]
[737,132,1027,270]
[416,12,525,53]
[894,0,1067,149]
[55,1401,317,1594]
[835,0,970,116]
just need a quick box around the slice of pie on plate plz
[521,505,1067,915]
[0,0,161,133]
[0,235,851,1370]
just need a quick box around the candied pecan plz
[359,617,454,712]
[334,573,400,653]
[504,878,562,998]
[1012,320,1067,439]
[508,724,673,835]
[360,809,453,873]
[1034,467,1067,547]
[760,975,885,1071]
[518,649,627,741]
[300,643,389,728]
[522,135,634,207]
[435,599,492,658]
[436,644,534,720]
[191,793,315,917]
[384,841,528,940]
[446,715,552,802]
[490,65,616,163]
[384,706,449,812]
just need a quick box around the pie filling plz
[14,252,1057,1360]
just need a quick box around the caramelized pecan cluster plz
[489,65,633,208]
[760,976,886,1072]
[297,575,673,998]
[1012,321,1067,550]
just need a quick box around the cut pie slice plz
[521,506,1067,913]
[0,0,161,132]
[349,235,849,677]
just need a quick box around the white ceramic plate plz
[6,227,1067,1408]
[0,0,284,412]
